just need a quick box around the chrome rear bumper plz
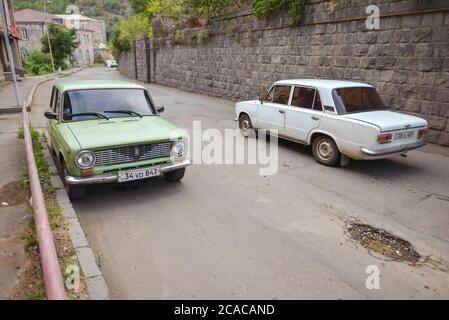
[361,140,426,157]
[65,159,191,185]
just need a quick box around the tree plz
[41,23,79,70]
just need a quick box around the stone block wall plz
[120,0,449,146]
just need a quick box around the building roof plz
[14,8,62,24]
[55,80,145,92]
[55,14,101,22]
[274,79,373,89]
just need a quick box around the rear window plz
[333,87,385,114]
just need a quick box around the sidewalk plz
[0,112,30,299]
[0,77,45,114]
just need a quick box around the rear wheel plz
[61,162,86,200]
[164,168,185,182]
[312,135,341,166]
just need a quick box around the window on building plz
[20,27,28,40]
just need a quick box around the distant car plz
[45,80,190,200]
[104,59,118,68]
[235,79,428,166]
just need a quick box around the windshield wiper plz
[66,112,109,120]
[104,110,143,118]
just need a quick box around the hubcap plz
[317,140,333,160]
[240,119,250,135]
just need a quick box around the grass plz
[95,250,103,270]
[18,125,87,300]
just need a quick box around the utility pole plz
[0,0,21,107]
[44,0,55,73]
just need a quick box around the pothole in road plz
[345,221,421,265]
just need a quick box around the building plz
[56,14,106,61]
[14,9,97,66]
[74,27,94,65]
[14,8,63,56]
[0,0,23,80]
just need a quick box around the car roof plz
[54,80,146,92]
[274,79,373,89]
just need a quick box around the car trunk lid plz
[344,110,427,132]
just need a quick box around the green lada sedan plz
[45,80,191,200]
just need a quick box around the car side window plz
[50,87,56,111]
[291,87,315,109]
[266,85,291,105]
[313,91,323,111]
[63,93,73,121]
[53,90,61,115]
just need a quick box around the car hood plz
[344,110,428,132]
[67,116,183,150]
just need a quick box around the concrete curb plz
[28,68,111,300]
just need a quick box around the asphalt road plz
[31,67,449,299]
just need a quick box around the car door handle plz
[279,110,285,114]
[311,116,320,121]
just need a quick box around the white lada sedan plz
[235,79,428,166]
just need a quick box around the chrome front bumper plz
[361,140,426,157]
[65,159,191,185]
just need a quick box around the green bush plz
[22,51,53,76]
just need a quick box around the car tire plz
[61,161,86,200]
[312,135,341,166]
[164,168,185,182]
[239,114,257,138]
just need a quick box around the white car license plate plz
[118,166,161,183]
[394,130,415,140]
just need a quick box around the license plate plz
[394,130,415,140]
[118,166,161,183]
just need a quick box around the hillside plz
[13,0,130,40]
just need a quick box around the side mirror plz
[157,106,165,113]
[259,86,269,103]
[45,111,59,120]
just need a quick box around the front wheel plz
[239,114,257,138]
[61,162,86,200]
[312,135,341,166]
[164,168,185,182]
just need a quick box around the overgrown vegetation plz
[16,127,87,300]
[22,51,53,76]
[110,0,306,57]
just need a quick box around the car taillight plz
[418,128,428,139]
[377,133,393,144]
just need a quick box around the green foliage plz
[189,0,305,25]
[253,0,305,26]
[41,23,78,70]
[111,0,185,58]
[22,51,53,76]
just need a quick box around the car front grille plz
[94,142,172,166]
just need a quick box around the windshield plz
[62,89,156,122]
[333,87,386,114]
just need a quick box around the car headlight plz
[75,151,96,169]
[171,140,186,161]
